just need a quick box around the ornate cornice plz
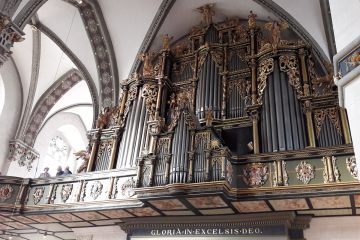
[22,69,83,146]
[35,21,99,128]
[129,0,176,77]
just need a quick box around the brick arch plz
[23,69,88,146]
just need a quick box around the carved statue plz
[168,93,177,110]
[0,15,10,32]
[162,34,173,50]
[196,4,215,25]
[205,108,214,127]
[96,106,117,129]
[248,11,257,29]
[74,150,90,173]
[264,19,288,50]
[312,63,334,90]
[139,52,155,77]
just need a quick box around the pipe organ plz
[85,8,352,188]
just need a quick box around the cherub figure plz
[264,19,288,50]
[138,52,155,77]
[196,4,215,25]
[74,150,90,173]
[162,34,173,50]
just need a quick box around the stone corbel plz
[0,13,24,66]
[8,140,39,171]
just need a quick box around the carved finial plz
[196,4,215,25]
[248,11,257,29]
[162,34,173,50]
[264,19,289,50]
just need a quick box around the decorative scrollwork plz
[142,84,158,120]
[279,55,303,96]
[197,50,209,73]
[322,156,340,183]
[60,184,73,203]
[210,49,224,68]
[257,58,274,104]
[346,156,358,179]
[33,187,45,205]
[242,163,268,188]
[314,108,342,137]
[295,161,315,184]
[90,181,103,200]
[121,177,136,197]
[123,84,139,122]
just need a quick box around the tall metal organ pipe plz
[260,59,307,153]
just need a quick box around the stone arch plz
[14,0,118,108]
[22,69,90,146]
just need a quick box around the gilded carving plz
[196,4,215,25]
[60,184,73,203]
[346,156,358,179]
[121,177,136,197]
[248,11,257,29]
[322,156,340,183]
[142,84,158,120]
[74,150,90,173]
[90,181,103,200]
[197,50,209,73]
[242,163,268,187]
[210,49,224,68]
[279,55,303,96]
[263,20,289,50]
[272,160,288,187]
[139,52,156,78]
[0,185,13,201]
[314,108,342,137]
[33,187,45,205]
[312,63,334,96]
[123,83,139,122]
[257,58,274,104]
[162,34,173,50]
[295,161,315,184]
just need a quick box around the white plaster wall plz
[0,60,23,174]
[305,216,360,240]
[72,226,127,240]
[343,75,360,176]
[329,0,360,52]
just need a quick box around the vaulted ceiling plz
[7,0,333,137]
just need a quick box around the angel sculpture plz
[264,19,288,50]
[74,150,90,173]
[196,4,215,25]
[96,106,117,129]
[138,52,155,77]
[312,64,334,92]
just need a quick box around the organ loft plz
[86,5,352,189]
